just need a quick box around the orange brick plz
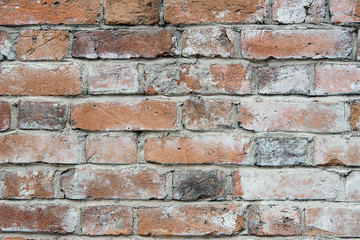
[0,101,11,131]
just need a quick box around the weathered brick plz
[306,207,360,237]
[0,101,11,131]
[248,205,302,236]
[3,170,54,199]
[60,168,166,199]
[183,98,232,130]
[241,29,352,59]
[164,0,268,24]
[0,204,77,233]
[257,65,311,95]
[145,135,252,165]
[81,206,133,235]
[330,0,360,23]
[17,30,69,61]
[86,63,139,94]
[351,101,360,130]
[233,169,342,200]
[86,135,137,164]
[173,170,226,201]
[3,238,53,240]
[315,64,360,95]
[72,29,176,59]
[17,101,68,130]
[144,63,252,95]
[314,137,360,166]
[238,102,348,133]
[273,0,326,23]
[104,0,159,25]
[71,101,177,131]
[138,205,244,236]
[0,63,81,96]
[0,30,12,60]
[0,0,100,25]
[255,137,309,166]
[0,134,81,164]
[346,172,360,201]
[182,27,235,57]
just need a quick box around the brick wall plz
[0,0,360,239]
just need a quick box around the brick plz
[314,137,360,166]
[60,168,166,199]
[183,98,232,130]
[17,30,69,61]
[330,0,360,23]
[0,134,81,164]
[0,0,100,25]
[248,205,302,236]
[81,206,133,235]
[144,63,252,95]
[173,170,226,200]
[3,238,53,240]
[273,0,326,23]
[346,172,360,201]
[0,63,81,96]
[138,205,244,236]
[0,101,11,131]
[182,27,235,57]
[3,170,54,199]
[86,63,139,94]
[0,30,12,60]
[241,29,352,59]
[255,137,309,166]
[86,135,137,164]
[145,135,252,165]
[238,102,348,133]
[71,101,177,131]
[257,65,311,95]
[17,101,68,130]
[306,207,360,237]
[0,204,77,233]
[164,0,268,24]
[315,64,360,95]
[104,0,159,25]
[351,101,360,130]
[72,29,176,59]
[233,169,342,200]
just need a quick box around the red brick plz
[81,206,133,235]
[257,65,311,95]
[306,207,360,237]
[145,135,252,164]
[241,29,352,59]
[17,101,68,130]
[273,0,326,23]
[86,135,137,164]
[248,205,302,236]
[0,0,100,25]
[71,101,177,131]
[233,169,342,200]
[0,101,11,131]
[60,168,166,199]
[3,170,54,199]
[86,63,139,94]
[330,0,360,23]
[0,204,77,233]
[238,101,348,133]
[16,30,69,61]
[0,30,11,60]
[314,137,360,166]
[315,64,360,94]
[346,172,360,201]
[104,0,159,25]
[0,63,81,96]
[72,29,176,59]
[138,205,244,236]
[351,101,360,130]
[183,98,232,130]
[0,134,81,164]
[164,0,268,24]
[144,63,252,95]
[182,27,235,57]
